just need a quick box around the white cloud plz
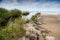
[0,0,60,14]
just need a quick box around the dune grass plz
[0,18,26,40]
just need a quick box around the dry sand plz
[41,14,60,40]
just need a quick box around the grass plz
[0,17,26,40]
[0,8,30,40]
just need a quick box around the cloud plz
[0,0,60,14]
[1,0,60,3]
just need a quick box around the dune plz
[41,14,60,40]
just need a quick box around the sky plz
[0,0,60,15]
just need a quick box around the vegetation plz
[31,14,37,22]
[0,8,29,27]
[31,13,41,24]
[0,8,8,26]
[0,8,41,40]
[0,8,29,40]
[0,18,26,40]
[7,9,22,18]
[22,11,29,16]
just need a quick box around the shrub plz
[31,13,41,24]
[0,8,29,27]
[7,9,22,18]
[22,11,29,16]
[0,8,8,27]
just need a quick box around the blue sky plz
[0,0,60,15]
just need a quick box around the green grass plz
[0,8,30,40]
[0,18,26,40]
